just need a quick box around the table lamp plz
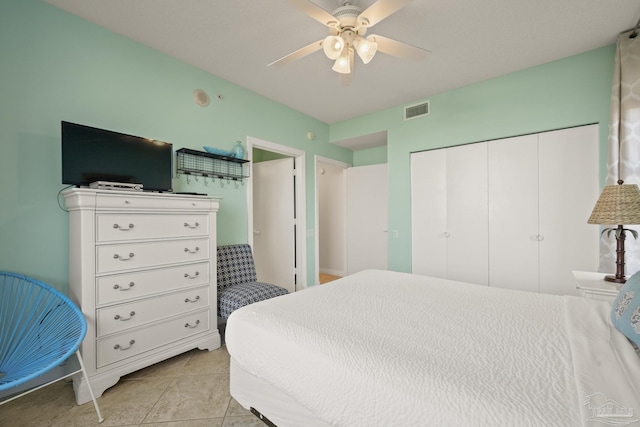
[588,179,640,283]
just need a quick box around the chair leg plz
[75,351,104,423]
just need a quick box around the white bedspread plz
[226,270,640,427]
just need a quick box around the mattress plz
[225,269,640,427]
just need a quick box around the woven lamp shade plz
[588,182,640,225]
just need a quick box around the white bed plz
[225,270,640,427]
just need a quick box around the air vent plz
[404,101,430,120]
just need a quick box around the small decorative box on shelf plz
[176,148,250,182]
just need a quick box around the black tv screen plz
[61,121,173,192]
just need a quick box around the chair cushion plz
[217,244,258,291]
[218,281,288,319]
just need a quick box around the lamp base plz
[604,275,627,284]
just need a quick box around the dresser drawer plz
[97,309,210,368]
[96,262,210,305]
[96,238,209,273]
[96,214,209,242]
[96,194,212,211]
[97,286,209,337]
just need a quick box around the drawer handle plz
[184,247,200,254]
[114,311,136,321]
[185,320,201,329]
[184,222,200,229]
[113,252,135,261]
[114,340,135,351]
[184,271,200,279]
[113,223,135,231]
[185,296,200,303]
[113,282,135,291]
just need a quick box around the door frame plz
[247,136,307,289]
[314,155,350,285]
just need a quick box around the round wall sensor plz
[193,89,210,107]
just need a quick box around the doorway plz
[314,155,349,285]
[247,136,307,290]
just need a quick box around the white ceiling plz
[45,0,640,128]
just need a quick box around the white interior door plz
[446,143,489,285]
[346,164,388,275]
[488,134,539,292]
[538,124,599,295]
[253,158,295,292]
[411,150,447,277]
[411,145,488,285]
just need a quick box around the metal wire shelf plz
[175,148,249,184]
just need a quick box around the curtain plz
[600,30,640,274]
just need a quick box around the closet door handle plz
[444,232,451,238]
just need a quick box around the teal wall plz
[333,46,615,272]
[0,1,617,291]
[353,145,387,166]
[0,0,352,291]
[253,148,290,163]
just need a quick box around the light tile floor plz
[0,346,263,427]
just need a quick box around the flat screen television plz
[61,121,173,192]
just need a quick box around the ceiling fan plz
[269,0,429,75]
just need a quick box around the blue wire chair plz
[0,271,103,422]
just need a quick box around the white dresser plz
[63,188,221,404]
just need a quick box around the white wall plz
[318,161,346,276]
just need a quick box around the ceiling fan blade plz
[288,0,339,27]
[268,39,324,67]
[358,0,411,27]
[371,34,430,61]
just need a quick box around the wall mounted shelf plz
[176,148,249,184]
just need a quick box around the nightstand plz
[572,271,621,304]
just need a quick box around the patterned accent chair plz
[217,244,289,319]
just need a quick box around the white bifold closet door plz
[488,134,540,292]
[411,124,599,295]
[537,126,600,295]
[411,143,488,285]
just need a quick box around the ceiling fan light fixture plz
[323,35,345,60]
[355,35,377,64]
[332,52,351,74]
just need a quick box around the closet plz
[411,124,600,296]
